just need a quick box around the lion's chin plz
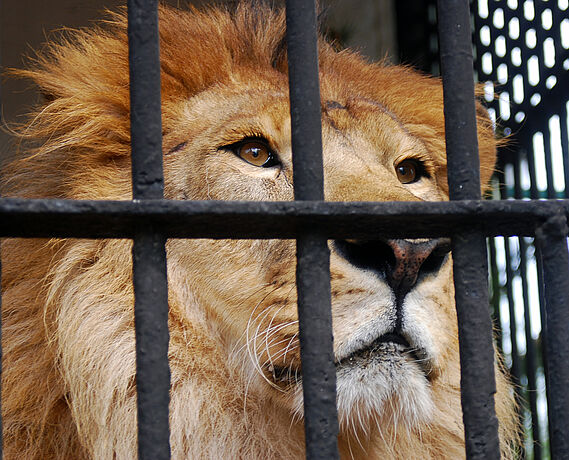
[335,342,435,432]
[279,342,435,434]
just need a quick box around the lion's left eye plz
[395,159,424,184]
[235,140,279,167]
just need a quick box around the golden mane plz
[2,3,517,459]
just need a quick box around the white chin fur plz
[288,351,434,435]
[336,355,434,433]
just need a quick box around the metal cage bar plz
[2,1,569,459]
[535,214,569,459]
[127,1,171,459]
[0,198,568,239]
[437,1,500,458]
[285,1,339,458]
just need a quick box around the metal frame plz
[1,0,569,459]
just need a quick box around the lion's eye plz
[395,159,422,184]
[236,141,277,167]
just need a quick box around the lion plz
[1,2,517,459]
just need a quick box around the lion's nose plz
[384,239,451,298]
[333,238,451,299]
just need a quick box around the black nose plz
[333,238,451,299]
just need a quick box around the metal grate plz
[473,1,569,458]
[1,1,569,459]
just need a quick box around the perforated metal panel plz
[473,1,569,459]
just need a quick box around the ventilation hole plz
[528,56,540,85]
[562,19,569,49]
[524,1,535,21]
[520,157,531,190]
[549,115,566,192]
[508,17,520,39]
[495,35,507,57]
[515,111,526,123]
[500,92,511,120]
[560,0,569,10]
[525,28,537,48]
[511,47,522,66]
[530,93,541,106]
[430,35,438,53]
[544,38,556,67]
[479,0,489,18]
[508,0,519,8]
[493,8,505,28]
[484,81,495,102]
[541,9,553,30]
[513,74,524,104]
[546,75,557,89]
[497,63,508,84]
[488,107,497,124]
[532,132,547,192]
[564,58,569,70]
[480,25,491,46]
[482,52,493,74]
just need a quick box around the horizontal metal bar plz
[0,198,567,239]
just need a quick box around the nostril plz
[421,239,451,274]
[385,238,451,297]
[333,239,395,275]
[333,238,451,298]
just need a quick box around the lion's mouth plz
[267,331,433,387]
[335,331,433,378]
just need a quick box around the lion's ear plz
[40,91,57,103]
[270,35,288,72]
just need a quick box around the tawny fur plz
[2,3,518,459]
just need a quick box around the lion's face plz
[2,5,517,458]
[162,75,459,431]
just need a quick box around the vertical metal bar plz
[519,238,542,460]
[127,1,171,459]
[436,1,500,458]
[561,105,569,199]
[535,213,569,459]
[285,1,339,459]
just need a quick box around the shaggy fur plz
[2,3,517,459]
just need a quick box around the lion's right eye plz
[232,140,279,168]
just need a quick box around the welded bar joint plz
[127,1,171,459]
[285,0,340,458]
[535,213,569,459]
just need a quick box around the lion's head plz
[2,3,516,459]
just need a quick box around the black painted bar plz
[127,1,171,459]
[285,0,340,458]
[535,214,569,459]
[0,198,568,239]
[437,0,501,458]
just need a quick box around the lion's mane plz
[2,3,517,459]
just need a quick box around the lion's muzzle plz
[333,237,451,300]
